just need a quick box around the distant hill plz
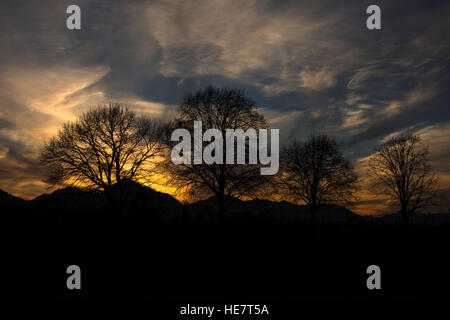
[0,189,27,208]
[1,185,450,225]
[29,187,105,216]
[24,181,183,220]
[187,196,361,223]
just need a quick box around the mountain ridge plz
[1,185,448,225]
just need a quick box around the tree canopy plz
[41,103,162,192]
[278,134,358,222]
[369,133,438,224]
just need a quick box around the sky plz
[0,0,449,215]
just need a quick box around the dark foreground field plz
[1,184,449,308]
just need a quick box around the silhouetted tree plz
[163,87,270,239]
[278,134,358,225]
[41,103,163,239]
[369,133,438,225]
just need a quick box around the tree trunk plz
[310,205,318,246]
[105,188,119,248]
[400,204,413,247]
[217,198,225,243]
[217,163,225,245]
[310,206,317,225]
[400,205,409,225]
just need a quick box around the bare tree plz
[368,133,438,225]
[278,134,358,224]
[162,86,269,237]
[41,103,162,235]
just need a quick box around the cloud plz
[0,63,109,197]
[299,67,337,90]
[416,123,450,188]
